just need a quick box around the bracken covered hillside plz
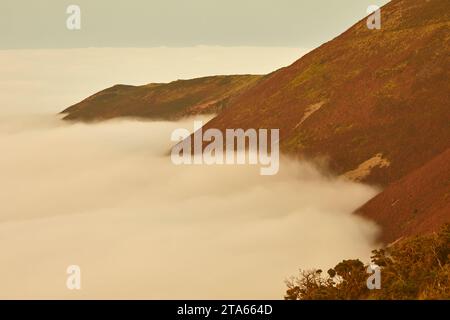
[358,148,450,242]
[61,0,449,242]
[204,0,450,188]
[61,75,262,121]
[200,0,450,241]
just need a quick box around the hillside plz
[61,75,262,121]
[203,0,450,187]
[357,148,450,243]
[60,0,450,242]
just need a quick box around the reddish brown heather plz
[358,148,450,243]
[62,75,262,122]
[62,0,450,242]
[199,0,450,241]
[204,0,450,187]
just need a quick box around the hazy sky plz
[1,0,389,49]
[0,47,308,114]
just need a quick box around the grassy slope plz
[204,0,450,187]
[61,75,262,121]
[198,0,450,241]
[61,0,449,242]
[358,148,450,243]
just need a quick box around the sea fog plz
[0,48,379,299]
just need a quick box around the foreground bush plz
[285,224,450,300]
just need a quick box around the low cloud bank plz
[0,116,379,299]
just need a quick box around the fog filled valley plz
[0,48,380,299]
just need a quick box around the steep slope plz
[61,75,262,121]
[203,0,450,187]
[357,148,450,243]
[61,0,449,242]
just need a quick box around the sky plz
[1,0,389,49]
